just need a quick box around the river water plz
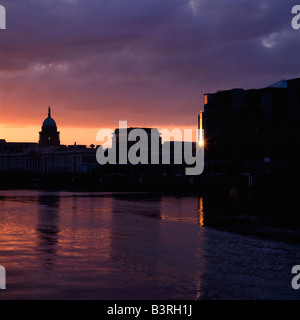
[0,189,299,300]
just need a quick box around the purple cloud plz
[0,0,299,130]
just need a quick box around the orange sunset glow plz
[1,0,300,304]
[1,0,299,149]
[1,1,296,148]
[0,110,197,146]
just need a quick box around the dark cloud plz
[0,0,299,130]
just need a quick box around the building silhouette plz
[113,127,162,164]
[0,107,98,174]
[39,107,60,147]
[202,77,300,177]
[2,75,298,186]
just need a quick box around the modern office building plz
[202,78,300,176]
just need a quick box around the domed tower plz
[39,107,60,147]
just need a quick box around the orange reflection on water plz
[198,197,204,226]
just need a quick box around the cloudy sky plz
[0,0,299,145]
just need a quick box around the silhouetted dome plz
[42,117,57,128]
[39,107,60,147]
[42,107,57,128]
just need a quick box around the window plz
[204,95,208,105]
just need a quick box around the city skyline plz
[1,0,299,145]
[1,1,300,303]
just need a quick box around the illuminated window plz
[204,95,208,105]
[198,112,204,147]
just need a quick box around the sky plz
[0,0,299,145]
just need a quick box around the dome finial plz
[48,106,51,118]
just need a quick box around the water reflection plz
[109,194,162,271]
[36,193,60,268]
[111,193,162,219]
[1,190,300,300]
[200,192,300,243]
[198,197,204,227]
[109,194,208,300]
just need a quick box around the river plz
[0,189,299,300]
